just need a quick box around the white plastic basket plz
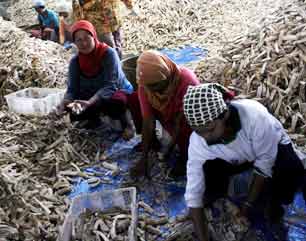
[4,87,65,116]
[58,187,138,241]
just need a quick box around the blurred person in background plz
[72,0,137,58]
[56,1,73,45]
[31,0,59,42]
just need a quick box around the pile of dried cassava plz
[67,202,192,241]
[122,0,291,56]
[7,0,291,57]
[0,162,68,240]
[0,107,107,174]
[0,18,70,102]
[196,0,306,137]
[71,208,132,241]
[0,104,196,240]
[7,0,70,27]
[0,107,116,240]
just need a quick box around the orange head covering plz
[137,50,181,112]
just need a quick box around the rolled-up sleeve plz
[252,118,283,177]
[185,132,213,208]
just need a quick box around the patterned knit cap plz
[183,83,228,127]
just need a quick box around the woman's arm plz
[163,112,184,158]
[129,117,155,177]
[57,57,80,113]
[64,57,80,101]
[130,86,156,177]
[242,115,281,215]
[186,134,211,241]
[142,117,155,158]
[241,172,266,216]
[91,49,119,104]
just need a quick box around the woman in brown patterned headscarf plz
[129,50,200,178]
[136,50,182,112]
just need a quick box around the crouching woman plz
[57,20,134,136]
[126,50,202,177]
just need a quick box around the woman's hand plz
[74,100,91,111]
[130,152,155,178]
[237,204,251,226]
[233,202,251,228]
[54,99,72,116]
[64,100,90,115]
[131,117,156,177]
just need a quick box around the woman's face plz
[74,30,95,54]
[145,79,169,93]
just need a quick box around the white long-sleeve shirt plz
[185,99,293,208]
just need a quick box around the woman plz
[129,50,201,177]
[56,1,73,44]
[183,83,306,241]
[57,20,134,137]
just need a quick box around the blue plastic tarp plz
[159,46,208,65]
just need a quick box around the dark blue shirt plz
[65,48,133,101]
